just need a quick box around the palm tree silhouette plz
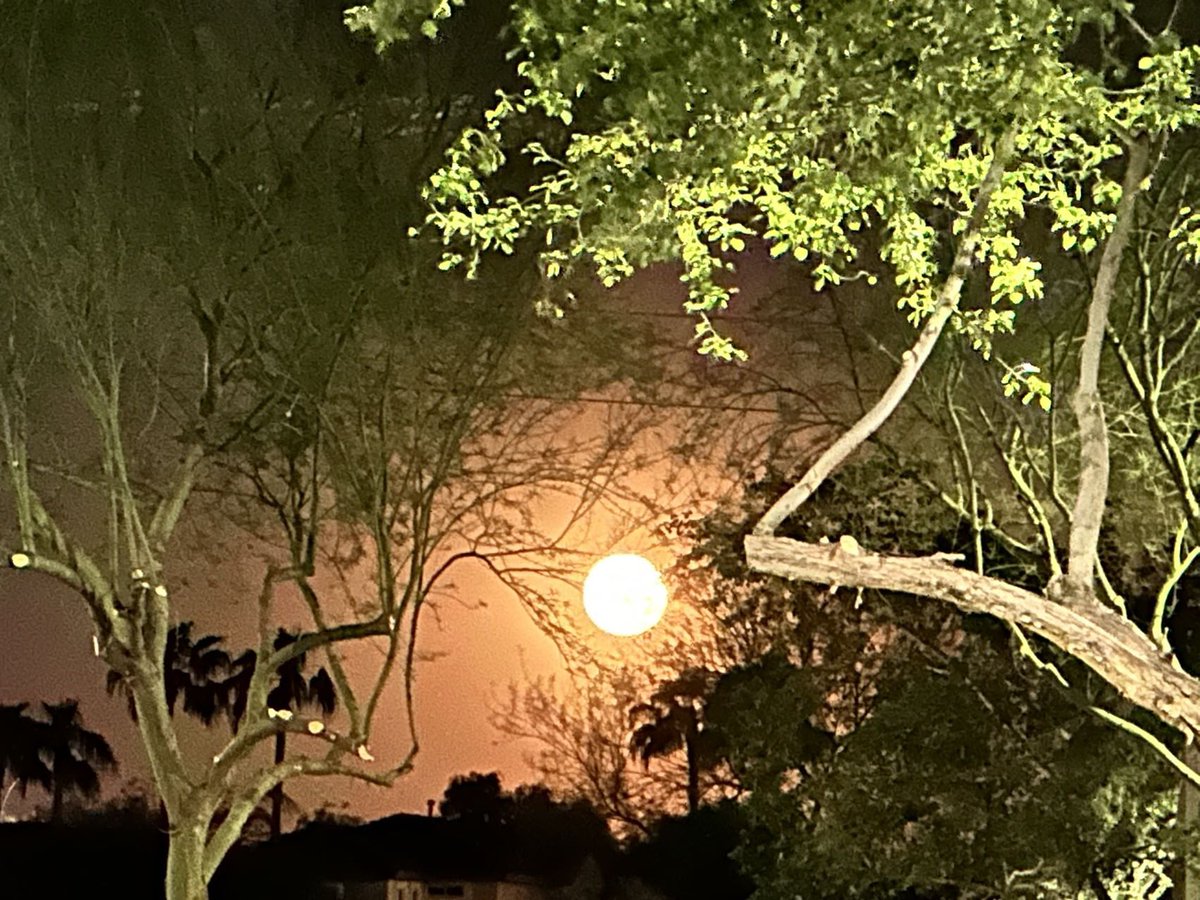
[38,700,116,821]
[106,621,234,726]
[630,669,719,814]
[105,623,335,839]
[0,702,52,818]
[264,629,336,839]
[223,648,257,735]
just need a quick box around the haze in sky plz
[0,251,816,825]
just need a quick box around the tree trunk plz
[269,730,285,839]
[165,820,209,900]
[684,716,700,815]
[1180,743,1200,900]
[51,767,63,822]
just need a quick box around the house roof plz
[233,812,602,891]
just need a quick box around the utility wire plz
[502,390,784,414]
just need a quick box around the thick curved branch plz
[146,444,205,556]
[745,534,1200,739]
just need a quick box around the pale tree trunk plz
[129,673,216,900]
[1181,743,1200,900]
[746,139,1200,887]
[165,819,210,900]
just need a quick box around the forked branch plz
[754,130,1016,535]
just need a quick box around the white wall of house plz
[335,876,547,900]
[384,878,545,900]
[495,881,545,900]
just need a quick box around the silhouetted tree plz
[265,629,336,839]
[629,669,719,814]
[106,622,235,727]
[435,773,616,884]
[625,802,754,900]
[439,771,511,825]
[38,700,116,821]
[0,702,51,815]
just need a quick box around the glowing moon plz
[582,554,668,636]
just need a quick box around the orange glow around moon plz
[582,554,668,637]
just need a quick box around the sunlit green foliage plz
[353,0,1198,364]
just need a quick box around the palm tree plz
[0,702,52,818]
[629,669,719,814]
[223,648,257,735]
[264,628,336,839]
[106,621,234,726]
[38,700,116,821]
[108,624,335,839]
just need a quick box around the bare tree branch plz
[755,130,1016,536]
[1059,138,1151,605]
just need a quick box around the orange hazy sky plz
[0,255,824,825]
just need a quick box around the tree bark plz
[1060,138,1150,603]
[165,820,209,900]
[744,535,1200,742]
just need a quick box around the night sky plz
[0,239,810,825]
[0,548,563,820]
[0,0,832,829]
[0,0,557,823]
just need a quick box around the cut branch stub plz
[744,533,1200,740]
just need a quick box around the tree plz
[0,3,662,898]
[491,672,665,836]
[438,771,511,824]
[0,702,51,817]
[37,700,117,822]
[829,147,1200,893]
[712,626,1175,899]
[434,772,616,883]
[354,0,1200,790]
[623,802,754,900]
[677,459,1175,898]
[628,668,719,815]
[106,622,236,728]
[263,629,337,840]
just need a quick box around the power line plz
[605,309,812,324]
[502,390,787,414]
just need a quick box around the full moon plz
[582,554,668,637]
